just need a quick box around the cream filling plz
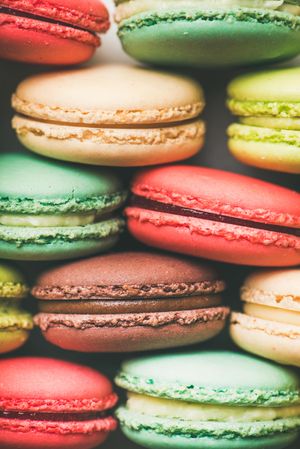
[244,303,300,327]
[115,1,300,22]
[241,116,300,130]
[0,213,96,227]
[127,393,300,422]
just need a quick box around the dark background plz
[0,1,299,446]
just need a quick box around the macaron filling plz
[243,302,300,326]
[130,195,300,237]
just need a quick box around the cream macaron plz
[11,64,205,167]
[230,269,300,368]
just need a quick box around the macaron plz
[231,268,300,368]
[0,153,126,261]
[125,165,300,266]
[0,0,109,65]
[116,350,300,449]
[33,251,229,352]
[0,262,32,354]
[0,357,118,449]
[227,67,300,174]
[11,64,205,167]
[114,1,300,68]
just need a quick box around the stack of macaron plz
[0,0,300,448]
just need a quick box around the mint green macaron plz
[227,67,300,174]
[115,1,300,68]
[0,262,33,354]
[0,153,126,261]
[116,351,300,449]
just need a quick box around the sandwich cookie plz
[0,357,118,449]
[116,350,300,449]
[33,251,229,352]
[115,0,300,68]
[11,64,205,167]
[125,165,300,266]
[0,153,126,261]
[228,67,300,174]
[0,0,109,65]
[0,262,32,354]
[231,268,300,367]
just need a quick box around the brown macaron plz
[33,252,229,352]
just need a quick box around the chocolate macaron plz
[33,252,228,352]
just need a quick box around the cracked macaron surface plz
[0,357,118,449]
[231,268,300,368]
[0,263,32,354]
[115,350,300,449]
[125,165,300,266]
[12,64,205,167]
[227,67,300,173]
[114,0,300,68]
[33,251,228,352]
[0,0,109,65]
[0,153,126,261]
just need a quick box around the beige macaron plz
[230,269,300,368]
[12,64,205,167]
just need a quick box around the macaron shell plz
[0,329,30,354]
[13,115,205,167]
[230,313,300,367]
[117,10,300,68]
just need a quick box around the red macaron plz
[125,165,300,267]
[0,357,117,449]
[0,0,109,65]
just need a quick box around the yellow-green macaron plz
[0,262,32,354]
[231,268,300,368]
[12,64,205,167]
[227,67,300,174]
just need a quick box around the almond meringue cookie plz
[114,0,300,68]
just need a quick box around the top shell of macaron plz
[131,165,300,228]
[0,153,126,214]
[0,262,28,299]
[0,357,117,412]
[115,350,300,407]
[32,251,225,300]
[1,0,110,32]
[12,64,205,125]
[241,268,300,312]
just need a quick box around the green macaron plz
[115,1,300,68]
[116,350,300,449]
[0,153,126,261]
[227,67,300,174]
[0,262,33,354]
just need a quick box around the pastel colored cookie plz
[0,0,109,65]
[116,350,300,449]
[11,64,205,167]
[125,165,300,266]
[0,357,117,449]
[231,268,300,368]
[33,251,229,352]
[0,153,126,261]
[0,262,32,354]
[114,1,300,68]
[227,67,300,173]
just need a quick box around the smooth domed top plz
[0,263,25,285]
[228,67,300,102]
[0,262,28,298]
[132,165,300,227]
[244,268,300,296]
[35,251,220,287]
[116,351,300,406]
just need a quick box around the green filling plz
[0,218,125,246]
[228,123,300,146]
[0,191,128,215]
[118,8,300,36]
[227,99,300,118]
[0,302,33,330]
[0,282,29,298]
[117,407,300,439]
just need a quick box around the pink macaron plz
[0,0,110,65]
[125,165,300,267]
[0,357,118,449]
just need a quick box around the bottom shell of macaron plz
[0,328,30,354]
